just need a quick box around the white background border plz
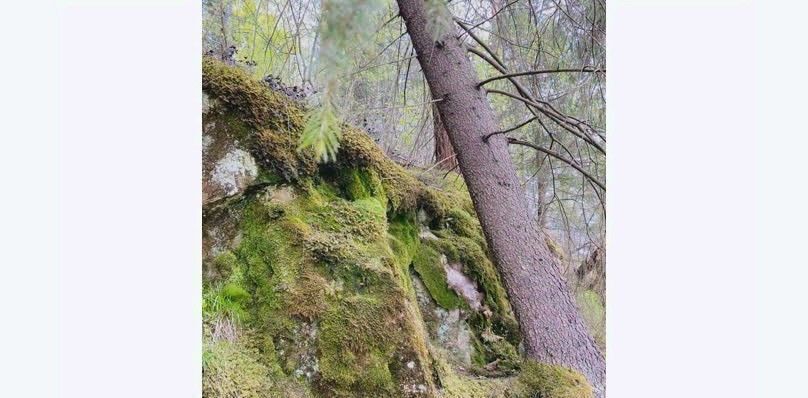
[1,0,805,396]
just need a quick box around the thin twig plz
[487,89,605,154]
[483,116,538,141]
[478,67,605,88]
[507,138,605,191]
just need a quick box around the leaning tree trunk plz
[396,0,606,396]
[432,103,458,170]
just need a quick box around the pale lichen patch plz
[211,147,259,197]
[443,258,483,311]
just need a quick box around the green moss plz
[229,198,312,353]
[202,338,274,398]
[446,207,483,244]
[415,170,476,225]
[203,325,312,398]
[576,289,605,350]
[206,173,435,396]
[203,57,316,182]
[335,127,431,213]
[286,270,330,320]
[511,361,594,398]
[387,212,420,268]
[482,330,522,373]
[418,186,454,223]
[221,283,250,303]
[412,244,465,310]
[317,295,408,396]
[429,232,520,344]
[303,196,386,243]
[206,251,238,284]
[203,58,474,220]
[328,167,386,203]
[432,350,512,398]
[202,60,539,397]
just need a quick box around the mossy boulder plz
[201,58,593,397]
[510,361,594,398]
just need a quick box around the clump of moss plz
[510,361,594,398]
[427,230,520,345]
[203,57,317,182]
[203,324,313,398]
[432,350,512,398]
[323,166,386,203]
[386,212,420,268]
[307,197,386,242]
[317,295,401,395]
[203,173,436,396]
[202,337,274,398]
[286,270,330,321]
[337,127,425,212]
[205,251,239,285]
[414,170,476,224]
[412,244,466,310]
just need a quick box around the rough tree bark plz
[432,103,458,170]
[396,0,606,396]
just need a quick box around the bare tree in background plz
[432,103,457,170]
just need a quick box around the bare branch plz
[507,138,605,191]
[478,67,605,88]
[483,116,538,141]
[459,0,522,39]
[487,88,605,154]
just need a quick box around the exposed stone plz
[202,204,242,269]
[210,147,258,197]
[412,273,475,367]
[202,95,260,204]
[283,322,320,382]
[442,255,483,311]
[260,185,296,205]
[419,225,439,241]
[202,92,216,114]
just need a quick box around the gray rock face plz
[202,99,259,205]
[411,273,475,367]
[442,256,484,311]
[279,322,320,382]
[210,148,258,197]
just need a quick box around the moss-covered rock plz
[201,59,594,397]
[510,361,594,398]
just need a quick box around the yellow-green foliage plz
[511,361,594,398]
[202,334,276,398]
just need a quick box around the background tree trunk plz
[396,0,606,396]
[432,103,458,170]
